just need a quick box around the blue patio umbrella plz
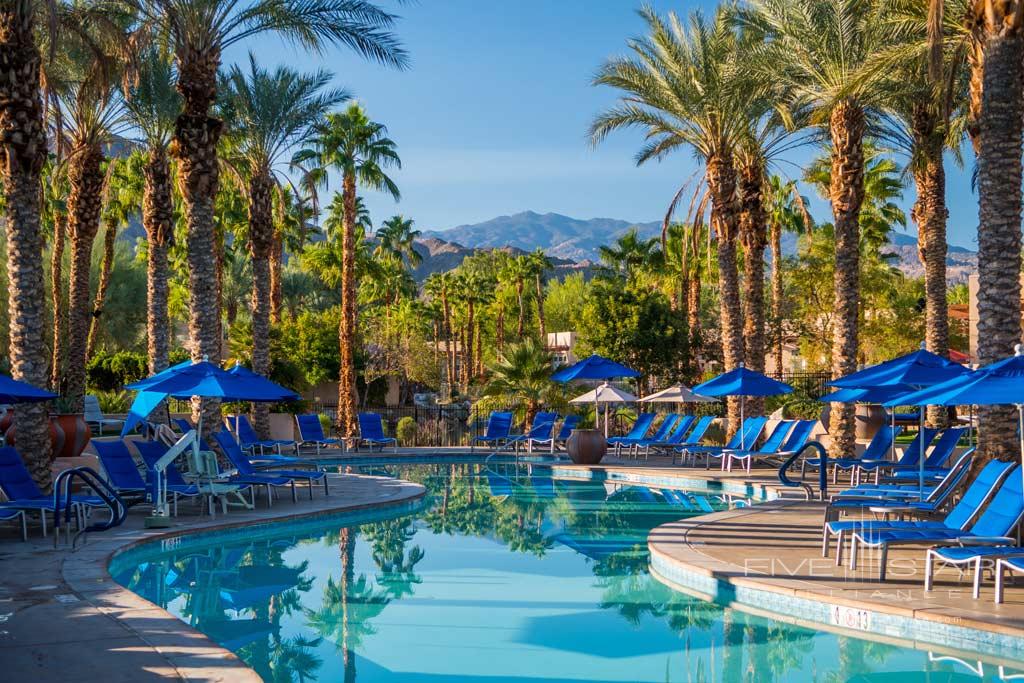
[0,374,57,404]
[693,365,793,449]
[818,385,915,405]
[551,355,639,382]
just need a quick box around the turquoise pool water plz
[110,463,1021,682]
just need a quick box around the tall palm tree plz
[219,55,347,438]
[43,162,70,392]
[763,175,809,373]
[122,48,181,377]
[591,7,750,434]
[500,255,533,338]
[970,0,1024,461]
[739,0,894,457]
[117,0,407,435]
[293,104,400,436]
[424,271,456,391]
[529,248,552,341]
[375,214,421,267]
[596,227,663,281]
[52,41,127,412]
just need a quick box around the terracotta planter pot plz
[50,414,92,458]
[567,429,607,465]
[4,415,74,462]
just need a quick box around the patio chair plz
[227,414,297,455]
[852,426,941,482]
[90,439,154,505]
[133,439,216,516]
[849,461,1021,579]
[677,416,768,468]
[470,411,513,452]
[84,394,125,435]
[802,424,902,485]
[0,446,108,536]
[665,416,717,463]
[725,419,818,474]
[634,415,695,459]
[213,430,329,501]
[553,415,581,449]
[0,505,27,541]
[356,412,398,452]
[995,556,1024,604]
[295,414,344,455]
[821,449,976,562]
[619,414,680,459]
[607,413,655,454]
[505,416,558,453]
[885,427,967,482]
[712,420,792,472]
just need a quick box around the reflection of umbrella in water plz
[549,532,637,561]
[218,564,303,613]
[570,383,638,437]
[204,618,275,651]
[484,470,514,498]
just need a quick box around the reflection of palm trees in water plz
[363,516,425,599]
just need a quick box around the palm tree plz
[88,153,143,358]
[122,48,181,377]
[42,162,70,392]
[424,271,457,391]
[764,175,809,372]
[481,339,556,427]
[529,248,552,341]
[665,221,709,378]
[500,255,534,338]
[591,7,749,435]
[117,0,407,435]
[53,40,127,412]
[375,214,421,267]
[293,104,400,436]
[738,0,894,457]
[595,227,662,281]
[219,55,347,438]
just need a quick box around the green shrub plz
[318,413,333,434]
[87,350,149,391]
[396,416,417,446]
[94,390,132,413]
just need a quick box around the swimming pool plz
[110,463,1022,681]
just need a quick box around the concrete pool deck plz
[0,469,424,682]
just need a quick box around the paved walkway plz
[0,471,424,682]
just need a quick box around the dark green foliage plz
[87,350,150,391]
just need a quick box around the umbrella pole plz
[918,408,926,497]
[740,396,745,450]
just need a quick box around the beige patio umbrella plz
[638,383,719,404]
[570,382,637,437]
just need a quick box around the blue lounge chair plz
[620,414,680,458]
[228,414,297,455]
[91,439,152,503]
[853,426,940,481]
[607,413,655,453]
[213,430,328,501]
[553,415,581,449]
[667,416,725,464]
[715,420,792,472]
[635,415,696,459]
[850,462,1022,579]
[0,505,27,541]
[679,417,768,468]
[886,427,967,482]
[471,411,513,452]
[0,446,108,536]
[725,419,817,474]
[803,424,903,485]
[821,449,976,562]
[295,414,344,455]
[995,556,1024,603]
[357,413,398,452]
[506,416,558,453]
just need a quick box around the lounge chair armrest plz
[955,536,1016,546]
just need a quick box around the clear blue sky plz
[228,0,978,250]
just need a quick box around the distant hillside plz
[410,237,593,283]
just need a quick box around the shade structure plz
[551,355,639,382]
[0,375,57,404]
[693,365,792,450]
[638,383,718,404]
[830,346,970,389]
[569,383,637,437]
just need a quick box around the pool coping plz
[646,498,1024,664]
[62,473,426,682]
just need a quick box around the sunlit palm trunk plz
[337,172,358,437]
[769,221,784,374]
[975,23,1023,462]
[143,146,173,377]
[515,280,525,337]
[0,2,51,487]
[535,273,546,341]
[86,216,118,358]
[706,154,743,436]
[687,274,701,378]
[249,171,274,439]
[739,160,767,416]
[174,52,223,435]
[65,144,105,412]
[827,102,866,459]
[49,211,66,391]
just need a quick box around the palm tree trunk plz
[496,305,505,353]
[86,217,118,359]
[270,206,283,324]
[739,160,767,416]
[249,170,274,440]
[516,281,525,338]
[65,143,105,412]
[770,221,784,374]
[975,24,1023,463]
[0,1,52,488]
[441,290,454,391]
[474,316,483,379]
[827,101,866,459]
[465,299,475,383]
[706,154,744,436]
[143,146,173,376]
[687,273,701,378]
[337,172,359,437]
[49,211,66,391]
[535,273,546,341]
[174,51,223,435]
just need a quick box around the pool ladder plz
[52,466,127,549]
[777,441,829,500]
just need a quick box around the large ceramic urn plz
[567,429,607,465]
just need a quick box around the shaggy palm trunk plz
[474,316,483,378]
[516,281,525,338]
[687,274,701,378]
[143,146,173,376]
[337,172,358,437]
[975,25,1023,463]
[270,214,283,324]
[49,211,66,391]
[739,160,767,416]
[535,273,546,341]
[827,101,866,459]
[441,290,454,391]
[0,2,52,487]
[174,51,223,435]
[465,299,475,383]
[706,154,743,436]
[496,305,505,353]
[65,143,105,412]
[912,112,950,429]
[86,217,118,358]
[770,221,784,374]
[249,170,274,439]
